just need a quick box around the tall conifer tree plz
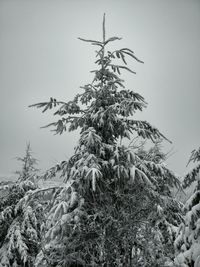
[31,15,181,266]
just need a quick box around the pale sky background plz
[0,0,200,179]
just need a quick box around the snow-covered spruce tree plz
[0,144,43,266]
[31,15,181,266]
[15,143,39,182]
[174,147,200,267]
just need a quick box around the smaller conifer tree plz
[15,143,39,182]
[0,144,42,267]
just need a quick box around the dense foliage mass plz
[174,147,200,267]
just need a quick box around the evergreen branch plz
[41,116,82,134]
[125,119,171,143]
[122,50,144,63]
[30,186,64,196]
[118,90,147,103]
[120,48,134,53]
[29,99,67,113]
[95,47,104,58]
[41,160,67,180]
[118,65,136,74]
[78,37,103,46]
[19,186,64,206]
[104,37,122,45]
[107,48,144,65]
[91,43,104,47]
[186,147,200,166]
[80,84,98,92]
[182,163,200,189]
[163,167,182,189]
[109,64,136,74]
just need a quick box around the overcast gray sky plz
[0,0,200,179]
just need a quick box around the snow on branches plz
[174,147,200,267]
